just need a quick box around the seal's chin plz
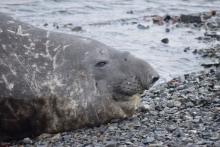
[114,94,140,117]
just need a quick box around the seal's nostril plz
[152,76,159,84]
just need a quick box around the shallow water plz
[0,0,220,82]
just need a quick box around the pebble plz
[142,136,155,144]
[137,24,149,30]
[43,23,48,27]
[180,14,202,24]
[105,142,118,147]
[22,137,33,144]
[165,28,170,33]
[71,26,82,32]
[164,15,172,22]
[161,38,169,44]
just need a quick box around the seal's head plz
[80,41,159,118]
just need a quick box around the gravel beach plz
[5,69,219,147]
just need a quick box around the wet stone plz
[165,28,170,33]
[21,138,33,144]
[180,14,202,24]
[161,38,169,44]
[164,15,172,22]
[142,136,155,144]
[72,26,83,32]
[137,24,149,30]
[43,23,48,27]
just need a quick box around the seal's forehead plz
[88,45,110,56]
[97,47,108,55]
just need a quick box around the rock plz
[148,143,163,147]
[164,15,172,22]
[50,134,61,142]
[43,23,48,27]
[216,66,220,80]
[105,141,118,147]
[152,16,164,25]
[165,28,170,33]
[53,22,59,29]
[201,62,220,68]
[166,125,177,132]
[126,10,134,14]
[192,49,198,54]
[184,47,190,52]
[173,101,182,107]
[137,24,149,30]
[180,14,202,24]
[63,23,73,27]
[161,38,169,44]
[71,26,83,32]
[142,136,155,144]
[204,32,220,40]
[139,104,152,112]
[22,137,33,144]
[131,21,138,24]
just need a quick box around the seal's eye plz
[95,61,108,67]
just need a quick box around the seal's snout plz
[136,61,159,90]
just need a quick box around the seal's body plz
[0,13,159,141]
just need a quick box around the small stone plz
[137,24,149,30]
[165,28,170,33]
[142,136,155,144]
[180,14,202,24]
[63,23,73,27]
[173,128,183,138]
[72,26,82,32]
[214,107,220,112]
[167,101,174,108]
[164,15,172,22]
[139,104,152,112]
[131,22,138,24]
[184,47,190,52]
[214,85,220,90]
[214,140,220,146]
[126,10,134,14]
[161,38,169,44]
[211,10,216,16]
[216,66,220,80]
[166,125,177,132]
[173,101,182,107]
[152,16,163,25]
[125,141,133,145]
[22,137,33,144]
[50,133,61,142]
[210,132,220,140]
[43,23,48,27]
[192,49,198,54]
[105,141,118,147]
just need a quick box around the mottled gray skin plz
[0,13,159,141]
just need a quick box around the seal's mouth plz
[112,90,142,102]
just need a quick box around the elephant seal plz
[0,12,159,141]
